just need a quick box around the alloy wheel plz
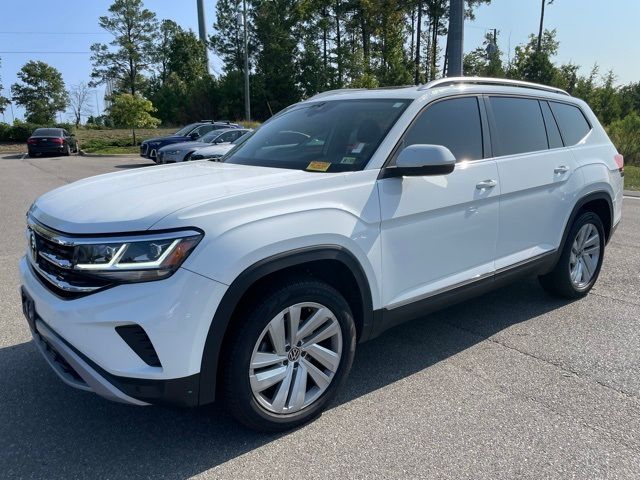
[249,302,343,415]
[569,223,601,289]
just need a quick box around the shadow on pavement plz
[114,163,154,169]
[0,278,571,479]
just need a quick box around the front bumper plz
[19,256,228,406]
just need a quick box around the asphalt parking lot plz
[1,153,639,479]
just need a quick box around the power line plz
[0,31,109,35]
[0,51,92,54]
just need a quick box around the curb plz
[623,190,640,198]
[79,150,139,157]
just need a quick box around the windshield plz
[174,123,200,136]
[200,130,226,143]
[223,99,410,172]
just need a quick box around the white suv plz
[19,78,623,431]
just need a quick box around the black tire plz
[63,144,71,156]
[28,152,36,158]
[539,211,605,299]
[222,278,356,432]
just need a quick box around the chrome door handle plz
[476,179,497,189]
[554,165,569,174]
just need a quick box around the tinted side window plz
[540,101,563,148]
[549,102,591,146]
[489,97,548,156]
[400,97,483,162]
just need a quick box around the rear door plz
[378,96,500,309]
[486,96,583,270]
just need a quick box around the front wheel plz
[222,279,356,432]
[539,211,605,298]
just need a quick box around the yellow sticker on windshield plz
[307,161,331,172]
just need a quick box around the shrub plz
[608,113,640,166]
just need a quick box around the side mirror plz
[381,144,456,178]
[189,132,200,140]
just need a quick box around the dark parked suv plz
[140,121,240,162]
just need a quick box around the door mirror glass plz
[384,144,456,177]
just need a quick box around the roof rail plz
[307,88,368,101]
[419,77,570,96]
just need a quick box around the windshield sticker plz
[351,142,365,153]
[307,161,331,172]
[340,156,356,164]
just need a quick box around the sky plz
[0,0,638,122]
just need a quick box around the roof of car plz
[303,77,574,104]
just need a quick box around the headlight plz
[164,150,180,155]
[72,230,202,282]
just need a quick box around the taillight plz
[50,138,64,144]
[27,138,37,145]
[614,153,624,175]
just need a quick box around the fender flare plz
[197,245,374,405]
[556,191,613,264]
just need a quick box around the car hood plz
[143,135,184,144]
[194,143,234,155]
[30,162,315,234]
[159,141,208,152]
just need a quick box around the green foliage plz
[90,0,158,95]
[10,61,68,124]
[608,113,640,166]
[0,120,74,142]
[108,93,160,143]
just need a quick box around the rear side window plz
[399,96,483,162]
[489,97,548,156]
[540,101,563,149]
[549,102,591,146]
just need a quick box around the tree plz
[463,30,503,77]
[90,0,158,95]
[11,61,68,124]
[0,57,10,116]
[251,0,301,118]
[508,29,559,84]
[68,82,93,127]
[108,93,160,144]
[608,113,640,165]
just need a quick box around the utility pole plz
[241,0,250,120]
[197,0,210,73]
[446,0,464,77]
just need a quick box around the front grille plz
[27,221,111,298]
[115,325,162,367]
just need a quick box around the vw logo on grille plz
[287,346,301,362]
[29,230,38,260]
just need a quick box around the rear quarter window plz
[549,102,592,146]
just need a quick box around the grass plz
[625,165,640,191]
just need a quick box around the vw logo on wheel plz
[287,346,301,362]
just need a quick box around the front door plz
[378,96,500,310]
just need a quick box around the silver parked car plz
[157,128,251,163]
[189,131,253,161]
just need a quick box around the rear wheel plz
[63,144,71,156]
[539,211,605,298]
[222,279,356,432]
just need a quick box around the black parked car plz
[139,120,241,162]
[27,128,78,157]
